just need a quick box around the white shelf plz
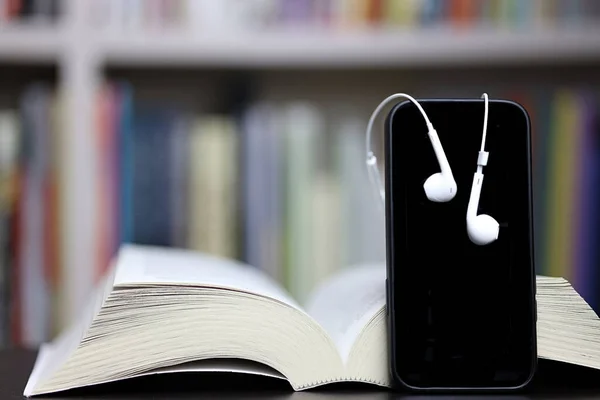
[96,27,600,68]
[0,24,63,64]
[0,24,599,68]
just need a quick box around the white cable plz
[477,93,490,174]
[366,93,490,205]
[480,93,489,152]
[365,93,433,205]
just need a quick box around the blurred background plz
[0,0,599,348]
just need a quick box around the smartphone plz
[385,98,537,391]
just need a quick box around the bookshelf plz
[1,0,600,347]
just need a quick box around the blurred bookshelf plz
[1,0,600,349]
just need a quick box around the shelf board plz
[97,27,600,68]
[0,24,63,64]
[1,25,599,68]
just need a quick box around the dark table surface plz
[4,349,600,399]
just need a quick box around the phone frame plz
[384,98,537,392]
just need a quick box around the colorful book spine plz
[574,94,598,305]
[17,85,53,347]
[593,101,600,310]
[118,83,134,245]
[0,110,19,347]
[283,102,322,302]
[131,107,173,247]
[532,90,552,277]
[95,84,117,281]
[188,116,238,259]
[545,91,578,281]
[311,172,341,286]
[169,115,190,249]
[450,0,475,27]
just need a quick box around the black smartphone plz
[385,98,537,391]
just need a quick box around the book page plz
[113,244,302,310]
[304,264,386,361]
[24,263,117,396]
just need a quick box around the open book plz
[24,245,600,396]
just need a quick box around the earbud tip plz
[467,215,499,245]
[423,173,456,202]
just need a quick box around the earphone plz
[365,93,499,245]
[366,94,457,204]
[466,93,499,245]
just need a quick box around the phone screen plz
[385,99,536,390]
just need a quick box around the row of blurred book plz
[0,82,387,348]
[531,91,600,311]
[90,0,600,32]
[93,82,386,299]
[0,83,599,348]
[0,0,61,24]
[0,86,61,349]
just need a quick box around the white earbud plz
[466,93,499,245]
[422,126,457,202]
[365,93,456,205]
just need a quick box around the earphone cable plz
[365,93,433,206]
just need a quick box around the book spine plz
[118,83,134,245]
[0,110,19,347]
[311,172,341,286]
[367,0,383,26]
[95,85,109,281]
[208,117,237,259]
[45,92,60,338]
[242,104,265,268]
[532,92,551,277]
[574,94,598,305]
[450,0,474,27]
[18,84,53,347]
[188,116,238,258]
[95,84,120,280]
[546,91,578,282]
[187,120,203,252]
[335,115,385,267]
[242,103,282,278]
[0,210,6,346]
[592,97,600,311]
[131,109,173,247]
[263,106,282,281]
[48,91,64,336]
[283,103,321,302]
[169,114,189,249]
